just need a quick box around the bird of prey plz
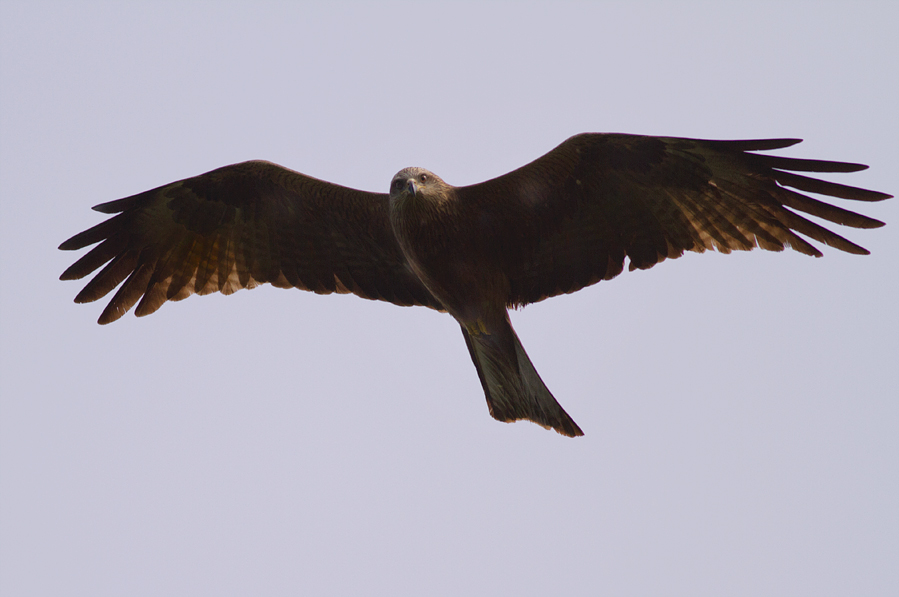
[59,133,891,437]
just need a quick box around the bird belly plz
[409,250,510,328]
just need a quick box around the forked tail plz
[462,315,583,437]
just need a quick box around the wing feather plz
[59,213,129,252]
[455,133,889,306]
[99,261,156,325]
[771,169,890,202]
[60,161,440,323]
[74,251,139,304]
[61,235,128,281]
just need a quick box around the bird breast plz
[390,198,509,321]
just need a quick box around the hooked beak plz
[406,179,418,196]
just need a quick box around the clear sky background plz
[1,2,897,595]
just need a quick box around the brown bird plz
[59,133,891,437]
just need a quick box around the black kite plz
[59,134,891,436]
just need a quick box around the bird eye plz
[420,174,428,183]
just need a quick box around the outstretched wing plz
[456,134,891,306]
[60,160,440,323]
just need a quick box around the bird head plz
[389,167,450,206]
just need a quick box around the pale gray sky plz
[1,2,897,595]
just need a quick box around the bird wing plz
[454,133,891,306]
[60,160,441,323]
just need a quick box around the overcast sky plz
[1,2,897,595]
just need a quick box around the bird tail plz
[461,314,584,437]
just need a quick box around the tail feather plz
[462,315,584,437]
